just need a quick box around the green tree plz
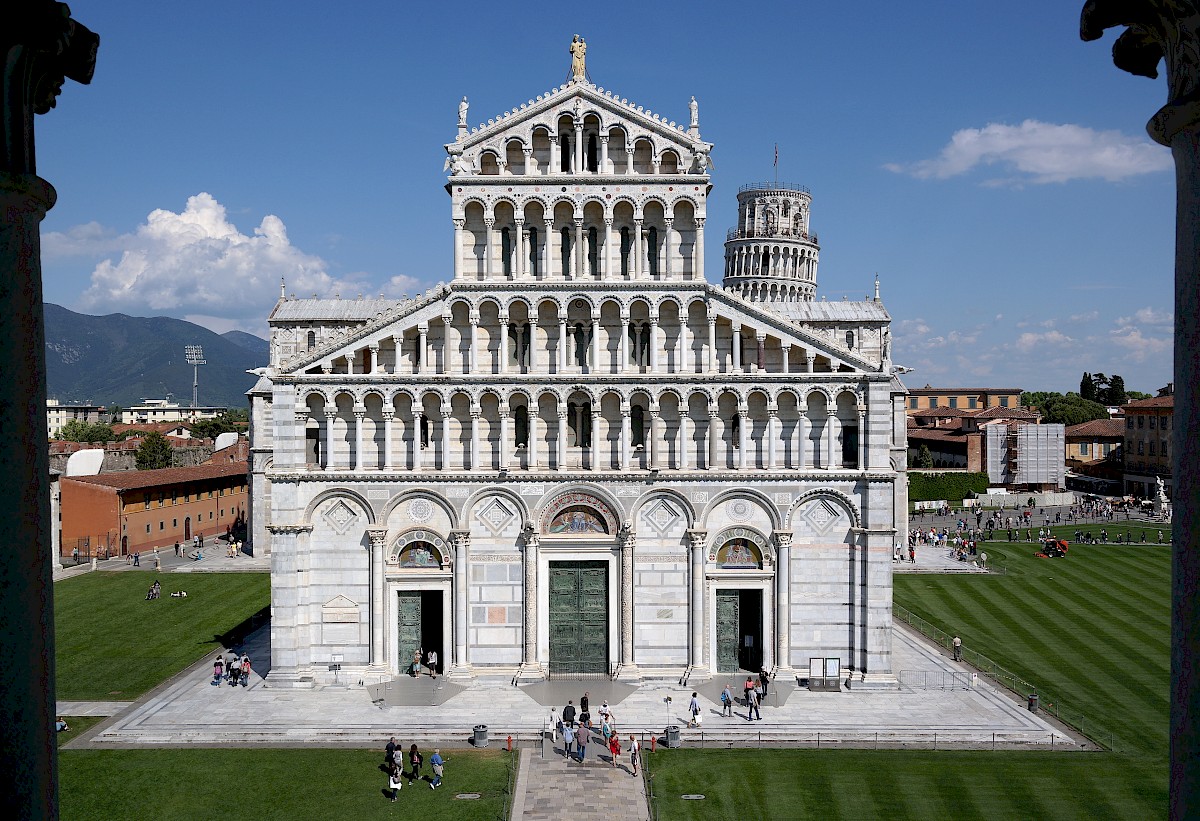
[57,420,114,443]
[85,423,115,443]
[1127,390,1152,401]
[1080,372,1097,402]
[1102,375,1127,405]
[1021,391,1063,413]
[916,444,934,469]
[134,431,173,470]
[1039,394,1109,426]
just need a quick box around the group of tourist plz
[409,647,439,678]
[383,738,445,799]
[211,651,252,687]
[553,692,639,774]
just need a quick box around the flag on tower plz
[774,144,778,167]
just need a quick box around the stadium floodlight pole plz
[184,345,206,408]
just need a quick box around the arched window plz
[631,405,645,446]
[528,227,539,277]
[560,227,572,278]
[782,201,790,219]
[560,133,571,172]
[845,330,855,349]
[419,414,430,448]
[731,413,741,447]
[501,227,512,278]
[587,134,598,172]
[573,323,588,367]
[620,227,631,276]
[307,331,316,350]
[587,226,598,277]
[647,227,659,277]
[514,405,529,448]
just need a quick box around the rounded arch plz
[629,488,696,530]
[655,293,684,313]
[686,386,716,406]
[670,194,701,212]
[701,486,782,530]
[537,483,625,534]
[475,295,505,314]
[707,525,773,568]
[300,387,332,408]
[803,386,834,406]
[549,195,578,215]
[381,488,460,530]
[609,194,637,211]
[303,487,376,526]
[360,387,388,403]
[490,195,518,215]
[503,135,527,149]
[785,488,862,530]
[464,485,530,527]
[655,386,685,406]
[389,526,451,569]
[504,294,535,314]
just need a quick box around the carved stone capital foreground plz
[1081,0,1200,143]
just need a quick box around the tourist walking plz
[561,721,576,760]
[607,733,621,767]
[577,722,589,762]
[240,653,251,686]
[721,684,733,717]
[212,656,223,686]
[580,691,590,725]
[411,647,423,677]
[387,762,402,801]
[562,699,576,726]
[407,744,423,784]
[743,675,754,705]
[952,635,962,662]
[385,736,398,768]
[747,686,762,721]
[759,668,770,698]
[628,735,640,776]
[687,692,701,727]
[228,654,241,687]
[427,648,438,679]
[429,749,445,789]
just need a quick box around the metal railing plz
[739,182,811,194]
[893,603,1112,749]
[725,226,819,243]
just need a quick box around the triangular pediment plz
[448,81,711,161]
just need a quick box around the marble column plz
[737,406,748,470]
[626,147,635,174]
[588,405,597,470]
[687,530,708,669]
[413,410,423,471]
[573,217,584,281]
[797,406,809,470]
[648,409,660,469]
[619,315,629,373]
[548,135,559,174]
[603,217,614,279]
[695,217,705,280]
[530,316,540,372]
[453,218,464,279]
[323,411,334,470]
[369,345,379,375]
[649,317,660,373]
[557,404,568,471]
[483,218,494,279]
[620,528,636,667]
[497,407,509,471]
[499,315,509,375]
[599,135,609,172]
[513,218,525,279]
[767,409,778,469]
[441,404,452,471]
[468,311,479,374]
[825,409,837,469]
[573,123,583,172]
[469,408,480,470]
[707,316,717,372]
[732,324,743,373]
[620,403,631,470]
[352,411,364,471]
[680,413,690,471]
[417,324,428,375]
[663,217,674,279]
[522,527,539,667]
[806,353,816,373]
[367,528,388,668]
[591,314,601,374]
[451,530,471,674]
[775,532,792,670]
[633,218,644,278]
[543,219,553,277]
[557,317,567,372]
[857,405,868,470]
[382,411,394,471]
[709,411,721,470]
[529,405,540,468]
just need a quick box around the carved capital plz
[774,531,793,550]
[366,527,389,548]
[452,218,465,229]
[1081,1,1200,144]
[686,529,708,551]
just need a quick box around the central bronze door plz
[548,561,608,674]
[716,591,740,673]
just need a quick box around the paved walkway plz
[511,745,648,821]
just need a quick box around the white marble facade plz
[250,61,907,689]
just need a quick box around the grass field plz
[58,748,513,821]
[647,538,1169,820]
[55,572,269,700]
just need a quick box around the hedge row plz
[908,472,990,503]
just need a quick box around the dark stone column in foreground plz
[1082,3,1200,819]
[0,3,97,819]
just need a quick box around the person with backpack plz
[628,734,640,776]
[720,684,734,717]
[407,744,423,784]
[387,762,402,802]
[747,685,762,721]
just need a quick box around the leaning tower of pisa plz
[722,182,820,304]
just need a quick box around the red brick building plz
[59,462,248,558]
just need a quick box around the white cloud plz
[1109,325,1171,361]
[1013,330,1074,352]
[885,120,1171,184]
[73,193,384,330]
[1068,310,1099,323]
[42,221,124,258]
[1117,306,1173,327]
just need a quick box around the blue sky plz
[36,2,1175,393]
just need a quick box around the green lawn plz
[648,539,1169,820]
[55,572,269,700]
[59,748,512,821]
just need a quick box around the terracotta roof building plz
[1121,395,1174,498]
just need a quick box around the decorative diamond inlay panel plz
[323,500,358,535]
[801,499,840,535]
[642,499,681,536]
[476,497,516,536]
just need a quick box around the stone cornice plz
[266,522,314,534]
[263,469,898,484]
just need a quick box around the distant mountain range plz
[44,304,269,409]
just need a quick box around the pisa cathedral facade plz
[250,56,908,688]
